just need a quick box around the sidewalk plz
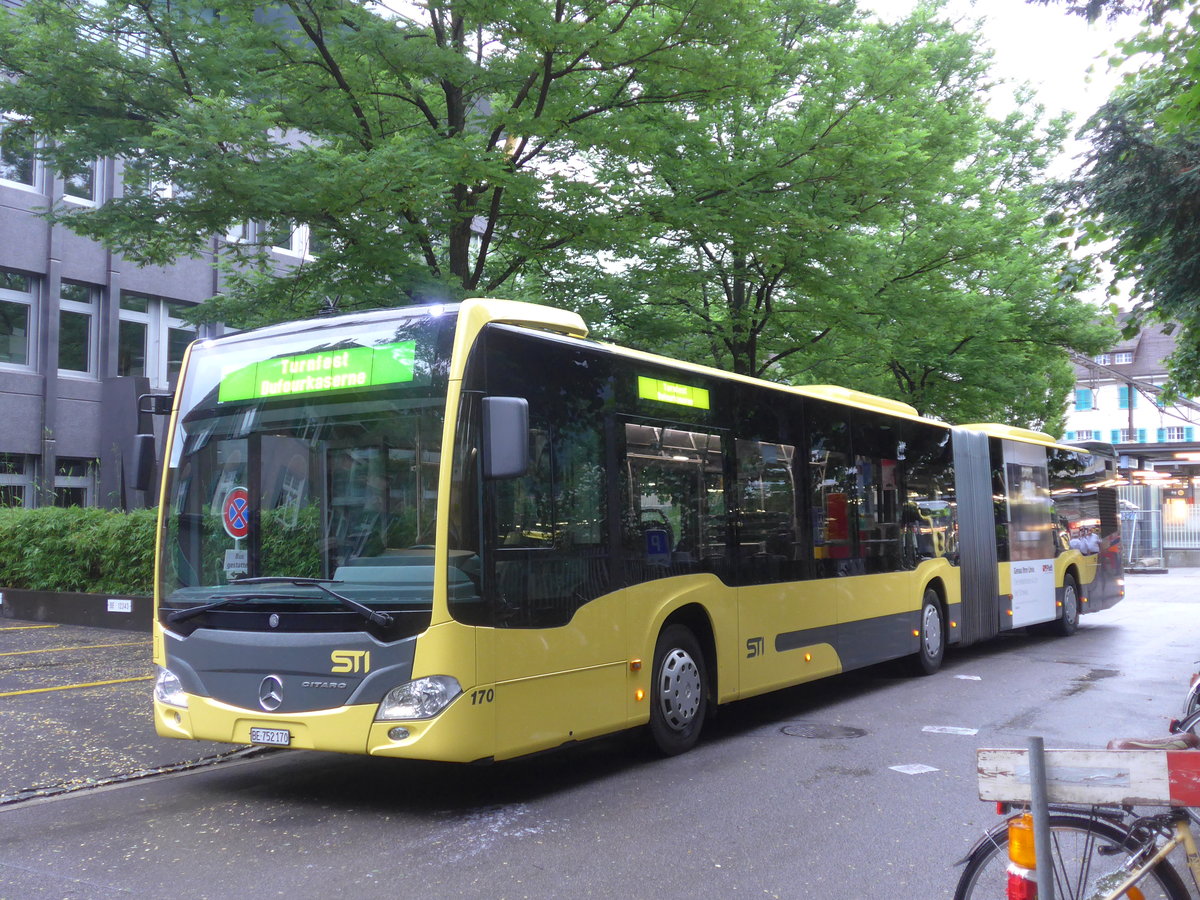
[0,619,251,804]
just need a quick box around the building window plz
[1074,388,1094,411]
[0,268,35,369]
[225,221,250,243]
[63,158,98,204]
[1113,428,1146,444]
[0,454,33,507]
[53,458,98,507]
[1161,427,1195,443]
[59,280,98,376]
[118,291,197,389]
[261,220,316,257]
[1072,429,1097,441]
[1094,353,1112,366]
[1113,351,1134,365]
[0,117,36,187]
[1118,385,1137,410]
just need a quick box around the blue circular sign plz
[222,487,251,540]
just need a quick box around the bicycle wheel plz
[953,812,1189,900]
[1175,706,1200,739]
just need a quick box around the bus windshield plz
[158,309,458,637]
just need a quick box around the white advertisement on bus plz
[1004,440,1056,627]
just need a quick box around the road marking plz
[0,676,154,698]
[0,641,150,658]
[0,624,59,632]
[890,763,940,775]
[923,725,980,736]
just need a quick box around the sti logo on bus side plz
[331,650,371,674]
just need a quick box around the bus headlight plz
[376,676,461,721]
[154,666,188,708]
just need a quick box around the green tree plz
[0,0,762,326]
[551,4,1111,426]
[1026,0,1174,23]
[1068,3,1200,395]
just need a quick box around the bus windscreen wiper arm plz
[167,576,394,627]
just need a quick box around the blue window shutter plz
[1065,431,1076,441]
[1188,427,1196,442]
[1138,429,1147,443]
[1111,429,1121,443]
[1075,389,1093,411]
[1158,428,1166,442]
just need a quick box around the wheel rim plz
[1063,583,1079,626]
[657,648,703,732]
[922,602,942,659]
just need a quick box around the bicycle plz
[1177,668,1200,727]
[954,733,1200,900]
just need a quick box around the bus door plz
[484,408,624,758]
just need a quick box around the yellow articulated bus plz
[149,299,1123,761]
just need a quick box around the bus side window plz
[621,423,725,581]
[902,422,957,566]
[851,412,904,574]
[806,403,855,577]
[734,437,799,584]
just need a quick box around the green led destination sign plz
[218,341,417,403]
[637,376,710,410]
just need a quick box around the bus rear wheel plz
[1050,574,1080,637]
[648,625,708,756]
[911,588,945,676]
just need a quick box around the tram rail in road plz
[0,619,244,804]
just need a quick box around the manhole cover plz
[781,723,868,739]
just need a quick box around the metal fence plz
[1122,508,1164,565]
[1119,485,1165,565]
[1117,483,1200,564]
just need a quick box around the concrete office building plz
[0,120,230,510]
[0,117,320,511]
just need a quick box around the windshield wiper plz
[167,576,394,627]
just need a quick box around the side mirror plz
[131,433,157,494]
[138,393,173,416]
[482,396,528,479]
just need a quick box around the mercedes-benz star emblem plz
[269,613,280,629]
[259,675,284,711]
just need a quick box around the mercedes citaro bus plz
[150,299,1123,761]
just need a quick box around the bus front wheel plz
[648,625,708,756]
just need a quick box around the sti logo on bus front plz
[331,650,371,674]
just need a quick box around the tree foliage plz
[1068,2,1200,396]
[1026,0,1175,23]
[0,0,1112,426]
[546,4,1113,428]
[0,0,762,323]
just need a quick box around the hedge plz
[0,506,157,596]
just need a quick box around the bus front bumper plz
[154,692,493,764]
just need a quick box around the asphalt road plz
[0,571,1197,899]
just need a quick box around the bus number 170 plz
[471,688,495,705]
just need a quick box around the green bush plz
[0,506,157,596]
